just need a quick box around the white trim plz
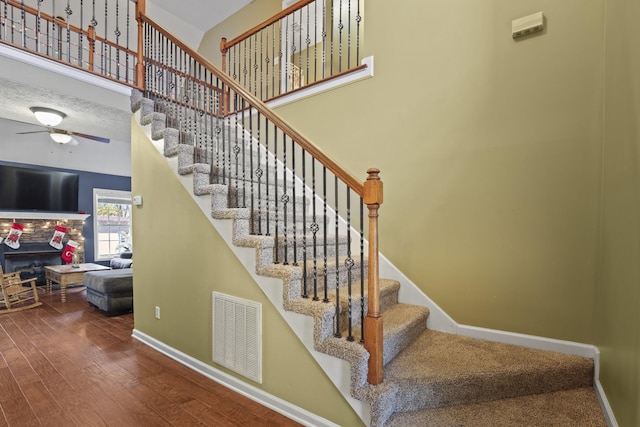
[0,211,90,221]
[93,188,132,261]
[457,324,598,359]
[132,329,340,427]
[0,44,132,96]
[595,379,619,427]
[266,56,374,109]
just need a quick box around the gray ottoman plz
[84,268,133,316]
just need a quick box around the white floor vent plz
[212,292,262,383]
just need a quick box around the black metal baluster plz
[103,0,108,76]
[265,27,270,100]
[330,0,334,75]
[181,49,188,146]
[125,0,130,83]
[242,38,247,91]
[241,98,246,208]
[347,0,351,68]
[278,18,282,96]
[248,35,254,95]
[334,176,341,336]
[34,0,41,53]
[311,159,318,301]
[249,105,255,228]
[306,3,311,85]
[282,134,289,265]
[19,0,25,48]
[297,6,302,88]
[292,137,297,265]
[323,166,328,303]
[115,0,120,80]
[321,0,326,79]
[346,189,354,342]
[360,197,365,343]
[284,13,289,93]
[271,24,276,98]
[264,121,271,236]
[79,0,84,68]
[90,0,97,68]
[313,0,318,82]
[356,0,361,65]
[233,101,240,207]
[273,128,279,263]
[338,0,343,72]
[302,148,308,298]
[259,30,263,100]
[255,112,263,235]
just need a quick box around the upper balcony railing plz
[0,0,137,86]
[220,0,364,102]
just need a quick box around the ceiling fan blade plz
[16,130,49,135]
[71,132,110,144]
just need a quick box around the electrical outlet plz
[155,306,160,319]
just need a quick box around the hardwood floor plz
[0,286,302,427]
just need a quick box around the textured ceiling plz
[0,75,131,144]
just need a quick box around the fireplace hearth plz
[1,243,62,285]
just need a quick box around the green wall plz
[195,0,640,424]
[204,0,605,343]
[131,120,363,426]
[597,0,640,425]
[198,0,282,65]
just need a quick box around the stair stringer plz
[133,109,377,425]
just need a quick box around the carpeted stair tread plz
[384,329,594,412]
[385,387,607,426]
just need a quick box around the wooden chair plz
[0,265,42,314]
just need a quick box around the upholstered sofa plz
[84,268,133,316]
[109,251,133,269]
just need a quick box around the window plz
[93,189,132,260]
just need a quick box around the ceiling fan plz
[14,107,110,145]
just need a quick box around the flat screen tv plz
[0,165,79,212]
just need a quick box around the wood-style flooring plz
[0,286,302,427]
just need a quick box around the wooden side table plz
[45,263,111,302]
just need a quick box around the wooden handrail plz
[364,168,384,385]
[139,13,364,196]
[220,0,316,51]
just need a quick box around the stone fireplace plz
[1,214,89,284]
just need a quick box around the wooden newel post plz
[135,0,146,90]
[87,25,96,72]
[364,168,383,385]
[220,37,228,75]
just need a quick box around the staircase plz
[131,90,607,427]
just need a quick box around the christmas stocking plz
[3,222,24,249]
[61,240,79,264]
[49,225,68,250]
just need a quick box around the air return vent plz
[212,292,262,383]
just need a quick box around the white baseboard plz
[595,380,619,427]
[132,329,340,427]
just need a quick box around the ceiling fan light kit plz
[50,132,73,144]
[30,106,67,127]
[16,107,109,144]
